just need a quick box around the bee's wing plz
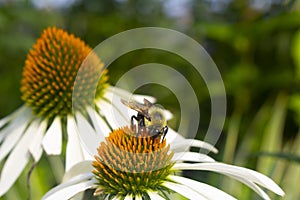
[121,99,151,119]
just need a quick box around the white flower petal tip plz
[29,120,47,161]
[42,117,62,155]
[173,162,285,198]
[163,110,173,120]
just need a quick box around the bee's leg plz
[131,115,139,132]
[141,118,145,127]
[137,113,145,127]
[131,114,143,136]
[136,114,145,136]
[161,126,168,141]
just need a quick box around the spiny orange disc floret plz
[92,126,174,198]
[21,27,108,119]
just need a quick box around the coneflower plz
[0,27,157,196]
[43,126,284,200]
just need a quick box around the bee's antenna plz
[143,98,153,106]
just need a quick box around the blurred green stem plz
[47,156,65,183]
[223,110,242,163]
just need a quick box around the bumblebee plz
[121,98,168,141]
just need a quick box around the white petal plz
[66,116,84,171]
[172,152,215,162]
[223,172,271,200]
[0,105,26,129]
[134,195,143,200]
[98,98,130,129]
[163,181,207,200]
[169,175,236,200]
[87,107,111,137]
[165,127,184,144]
[0,120,40,196]
[42,117,62,155]
[62,161,94,183]
[47,172,94,197]
[0,115,10,129]
[82,146,94,161]
[96,99,122,129]
[173,162,284,196]
[148,192,165,200]
[29,120,47,161]
[132,94,156,104]
[170,138,218,154]
[106,86,156,103]
[75,112,102,156]
[0,109,31,162]
[163,109,173,120]
[0,134,4,144]
[124,194,133,200]
[167,128,218,153]
[70,192,84,200]
[42,179,96,200]
[103,91,135,126]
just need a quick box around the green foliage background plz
[1,0,300,199]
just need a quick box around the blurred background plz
[1,0,300,199]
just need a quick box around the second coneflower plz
[0,27,157,196]
[42,126,284,200]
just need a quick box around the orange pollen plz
[92,126,174,197]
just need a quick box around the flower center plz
[92,126,175,198]
[21,27,108,119]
